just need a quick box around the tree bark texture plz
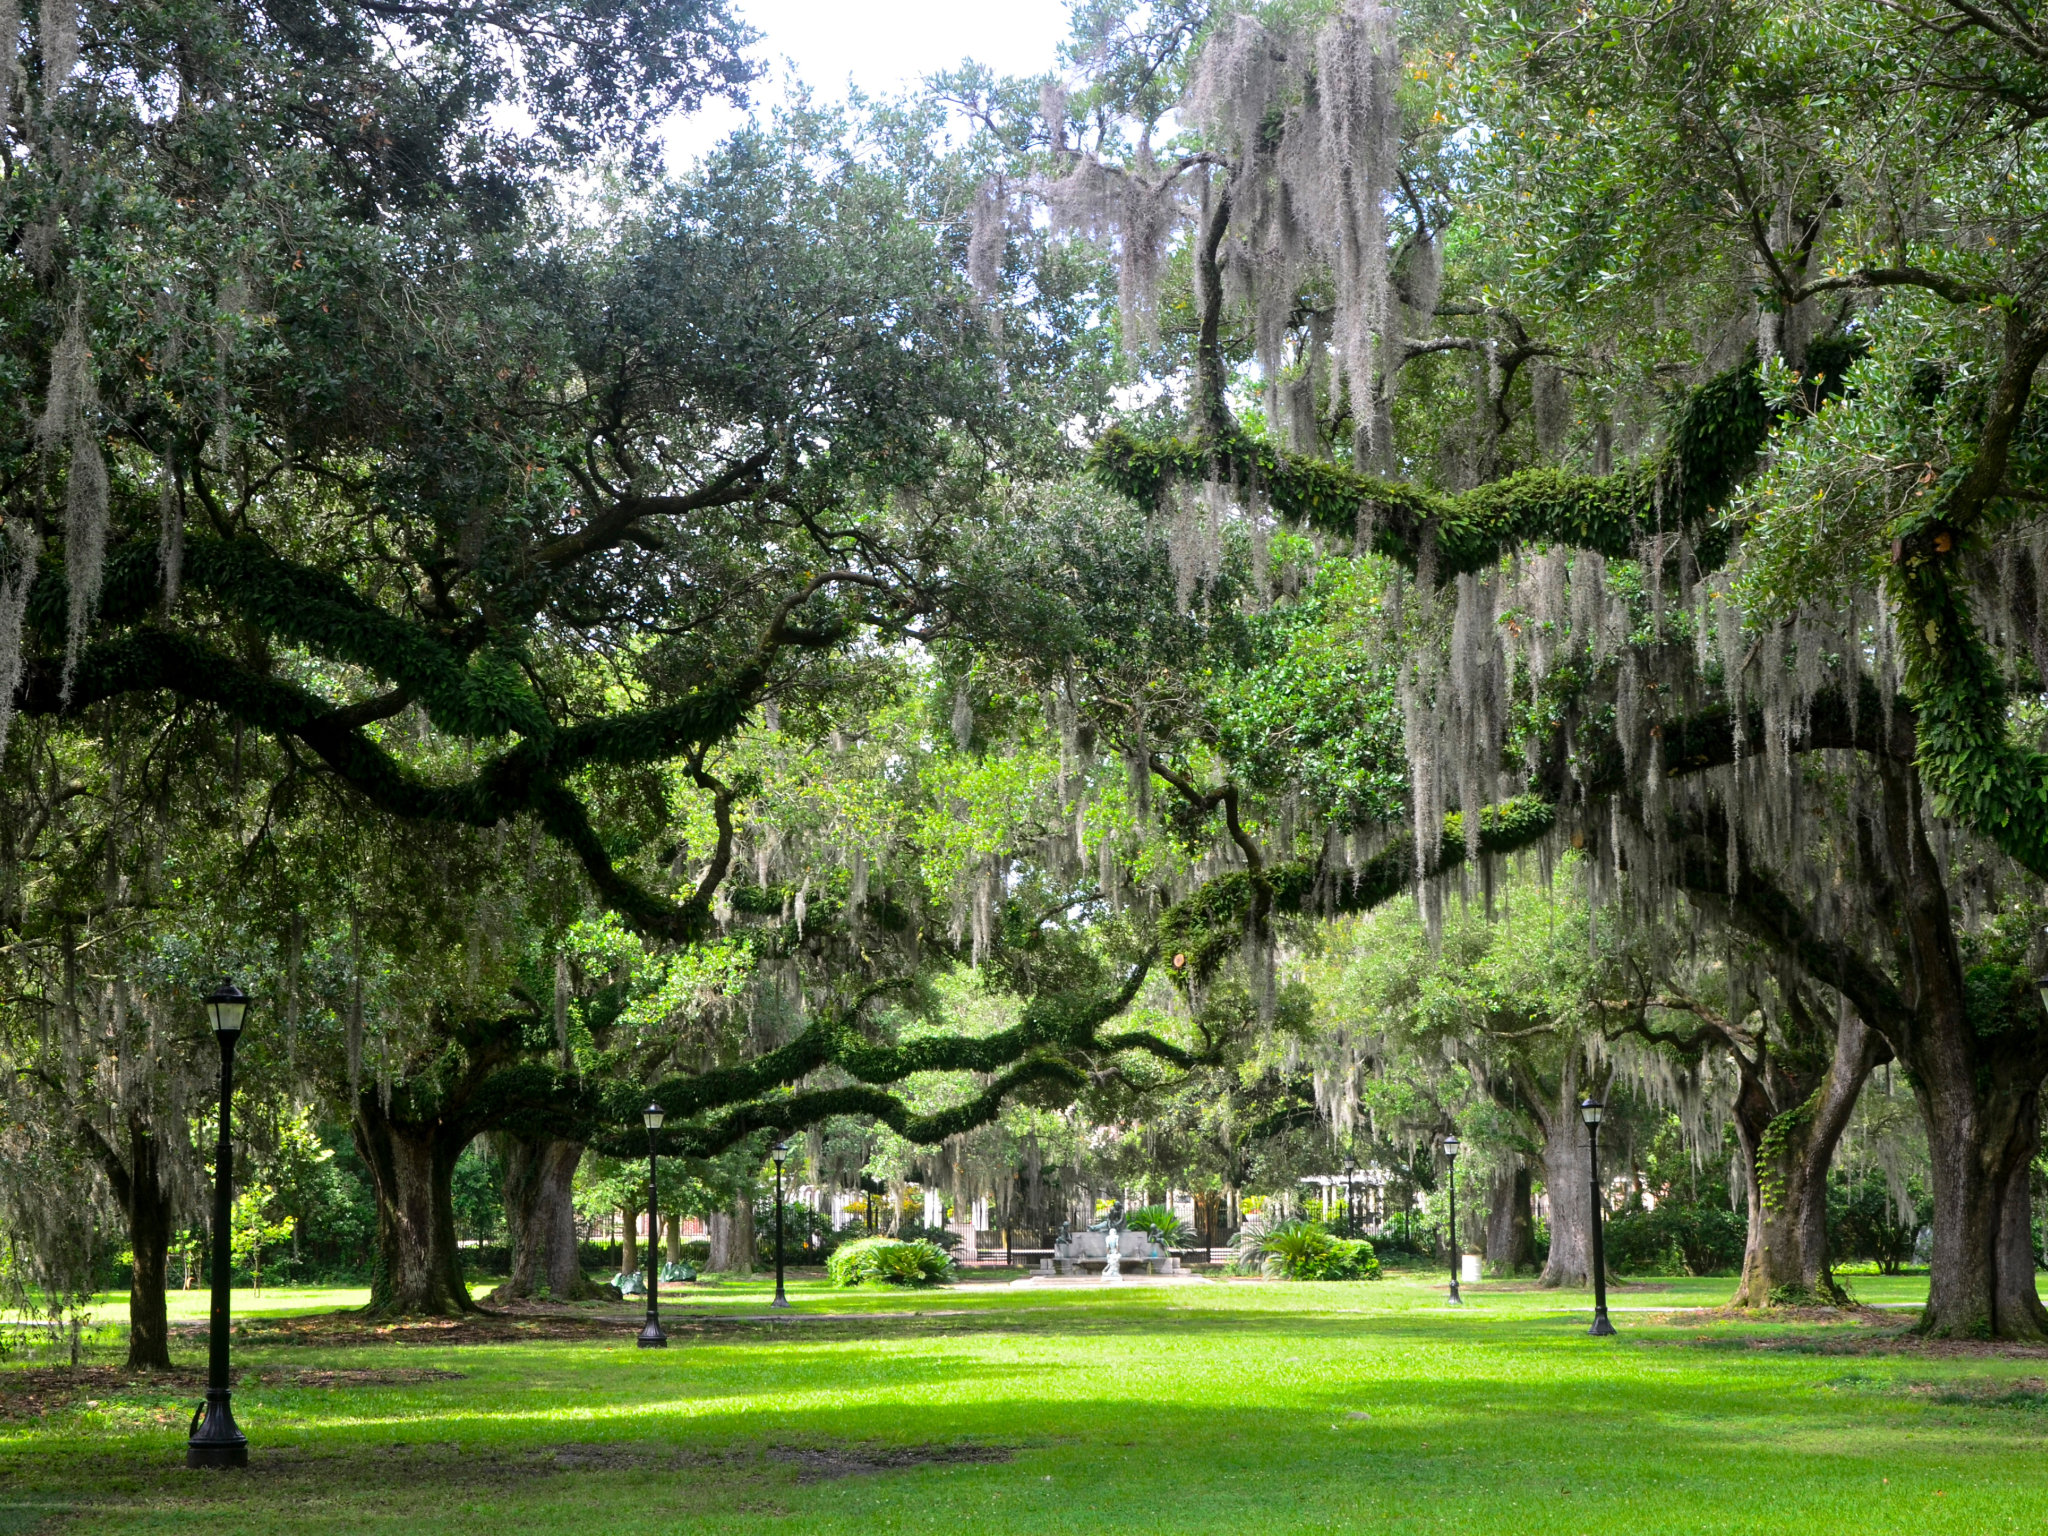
[708,1212,735,1270]
[709,1186,758,1274]
[1915,1074,2047,1339]
[495,1134,591,1301]
[78,1111,176,1370]
[124,1126,174,1371]
[1730,1012,1888,1308]
[1532,1058,1599,1288]
[354,1100,476,1317]
[1485,1163,1535,1275]
[1193,174,1235,442]
[736,1186,759,1272]
[1862,756,2048,1339]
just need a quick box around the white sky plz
[660,0,1075,168]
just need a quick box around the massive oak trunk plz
[495,1134,592,1302]
[1864,757,2048,1340]
[1915,1071,2047,1339]
[1730,1012,1888,1308]
[709,1186,757,1274]
[1485,1163,1535,1275]
[1674,749,2048,1339]
[1534,1058,1602,1288]
[354,1099,477,1317]
[707,1212,735,1270]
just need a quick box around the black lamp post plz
[638,1103,666,1348]
[188,979,249,1470]
[1442,1133,1462,1306]
[770,1141,790,1309]
[1581,1097,1616,1337]
[1344,1156,1358,1240]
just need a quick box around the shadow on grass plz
[7,1291,2038,1536]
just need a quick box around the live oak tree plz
[0,0,1164,1319]
[13,0,2048,1345]
[1464,0,2048,1339]
[953,0,2048,1336]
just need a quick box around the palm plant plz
[1233,1215,1379,1280]
[1123,1205,1195,1248]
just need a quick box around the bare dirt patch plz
[186,1306,1020,1352]
[767,1443,1013,1482]
[0,1366,200,1419]
[0,1362,465,1422]
[179,1311,628,1348]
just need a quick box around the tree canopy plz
[6,0,2048,1347]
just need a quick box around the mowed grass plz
[4,1267,2044,1535]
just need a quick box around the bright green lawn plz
[6,1267,2043,1535]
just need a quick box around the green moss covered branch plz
[1090,359,1770,581]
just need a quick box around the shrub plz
[1295,1236,1380,1280]
[1364,1226,1433,1263]
[757,1202,840,1264]
[1234,1216,1380,1281]
[1830,1171,1929,1275]
[825,1236,953,1288]
[1123,1206,1195,1248]
[1603,1204,1746,1276]
[894,1218,962,1251]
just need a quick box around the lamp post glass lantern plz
[771,1142,790,1308]
[1441,1134,1462,1305]
[188,979,250,1469]
[1580,1098,1615,1337]
[638,1103,666,1348]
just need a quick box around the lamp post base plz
[1589,1309,1615,1337]
[637,1321,667,1348]
[186,1388,248,1468]
[1446,1282,1462,1306]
